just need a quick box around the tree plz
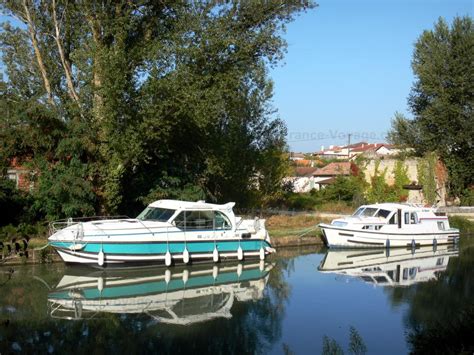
[388,16,474,200]
[0,1,314,219]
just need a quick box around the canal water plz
[0,238,472,354]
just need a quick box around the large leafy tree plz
[0,1,313,219]
[388,16,474,199]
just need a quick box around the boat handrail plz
[135,218,157,237]
[49,215,130,234]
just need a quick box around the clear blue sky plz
[271,0,473,152]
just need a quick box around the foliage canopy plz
[0,0,314,220]
[388,16,474,199]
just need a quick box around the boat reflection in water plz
[48,261,273,325]
[318,244,459,286]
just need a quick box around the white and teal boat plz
[48,200,274,267]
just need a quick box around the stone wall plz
[363,158,447,206]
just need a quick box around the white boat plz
[319,203,459,248]
[48,199,274,266]
[48,261,274,324]
[318,244,458,286]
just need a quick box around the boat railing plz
[49,215,130,234]
[49,300,102,320]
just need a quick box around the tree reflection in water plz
[385,239,474,354]
[321,326,367,355]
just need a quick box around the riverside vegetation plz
[0,5,472,253]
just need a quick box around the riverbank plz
[266,214,328,248]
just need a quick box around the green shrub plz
[449,216,474,234]
[460,189,474,206]
[323,175,366,205]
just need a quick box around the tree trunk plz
[22,0,54,105]
[85,12,104,123]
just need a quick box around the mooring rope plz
[296,226,318,238]
[32,242,50,251]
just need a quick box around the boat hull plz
[319,224,459,248]
[50,239,273,266]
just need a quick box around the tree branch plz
[51,0,80,103]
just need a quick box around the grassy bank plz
[266,214,330,247]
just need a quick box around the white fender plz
[182,269,189,284]
[213,246,219,263]
[212,265,219,280]
[259,260,265,272]
[237,246,243,261]
[98,249,105,266]
[165,250,172,267]
[183,247,190,264]
[97,277,104,292]
[259,246,265,260]
[165,269,171,284]
[237,263,243,278]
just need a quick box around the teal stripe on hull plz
[50,268,267,300]
[51,240,270,255]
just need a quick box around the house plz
[311,161,359,189]
[349,143,400,159]
[289,152,305,161]
[6,158,33,191]
[314,142,401,160]
[313,145,349,160]
[284,167,318,193]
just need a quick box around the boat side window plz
[137,207,176,222]
[214,211,232,230]
[388,212,397,224]
[375,209,391,219]
[404,212,410,225]
[173,210,214,230]
[410,212,418,224]
[437,221,445,230]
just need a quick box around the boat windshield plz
[359,207,378,217]
[137,207,176,222]
[353,207,366,216]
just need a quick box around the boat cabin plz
[338,203,450,231]
[136,199,237,231]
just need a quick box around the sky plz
[271,0,473,152]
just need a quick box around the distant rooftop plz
[312,162,353,176]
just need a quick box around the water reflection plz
[48,261,274,325]
[1,241,472,353]
[318,244,459,286]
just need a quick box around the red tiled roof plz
[350,143,385,152]
[293,167,318,177]
[312,162,352,176]
[346,141,368,148]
